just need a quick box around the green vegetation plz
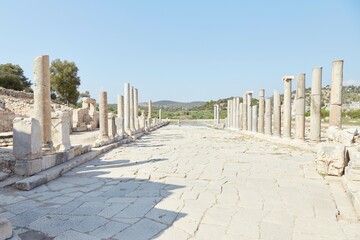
[0,63,32,92]
[50,59,81,105]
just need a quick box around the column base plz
[15,158,42,176]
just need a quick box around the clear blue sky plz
[1,0,359,103]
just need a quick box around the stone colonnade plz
[225,60,344,142]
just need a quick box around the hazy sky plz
[1,0,359,103]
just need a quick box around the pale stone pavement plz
[1,125,360,240]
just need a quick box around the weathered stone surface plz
[0,216,13,240]
[315,143,346,176]
[107,113,117,139]
[14,158,42,176]
[310,67,322,142]
[13,117,42,160]
[51,111,71,151]
[326,126,358,146]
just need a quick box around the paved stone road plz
[1,125,360,239]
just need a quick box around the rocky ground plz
[0,125,359,239]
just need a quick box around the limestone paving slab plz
[0,125,359,239]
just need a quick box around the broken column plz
[33,55,54,153]
[252,105,258,132]
[108,113,117,139]
[273,90,281,137]
[247,91,253,131]
[310,67,322,142]
[139,110,146,130]
[242,94,247,130]
[124,83,132,135]
[98,91,109,140]
[133,88,140,132]
[13,117,42,176]
[265,98,272,135]
[258,89,265,134]
[282,76,294,138]
[51,111,71,151]
[295,73,306,140]
[329,60,344,128]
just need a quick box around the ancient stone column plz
[228,99,233,128]
[282,76,294,138]
[159,109,162,121]
[214,105,217,125]
[273,90,281,137]
[99,91,109,139]
[242,94,247,130]
[329,60,344,128]
[226,100,230,127]
[115,95,125,137]
[124,83,132,135]
[133,88,140,132]
[310,67,322,142]
[216,104,220,125]
[252,105,258,132]
[118,95,124,118]
[239,103,243,130]
[148,100,153,127]
[234,97,240,129]
[265,98,272,135]
[33,55,54,152]
[295,73,306,140]
[258,89,265,134]
[130,86,136,132]
[246,91,253,131]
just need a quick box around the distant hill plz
[139,100,206,108]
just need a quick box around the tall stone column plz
[133,88,139,132]
[33,55,54,152]
[265,98,272,135]
[124,83,131,135]
[295,74,306,140]
[216,104,220,125]
[273,90,281,137]
[282,76,294,138]
[252,105,258,132]
[329,60,344,128]
[258,89,265,133]
[99,91,109,139]
[242,94,247,130]
[214,105,217,125]
[148,100,153,126]
[130,86,136,132]
[226,100,230,127]
[159,109,162,121]
[310,67,322,142]
[116,95,125,137]
[234,97,240,129]
[239,103,243,130]
[228,99,233,128]
[246,91,253,131]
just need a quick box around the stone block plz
[0,216,13,240]
[41,154,57,170]
[73,145,83,156]
[66,148,75,160]
[326,126,358,146]
[108,113,117,138]
[115,117,124,137]
[12,117,42,160]
[51,111,71,151]
[15,175,47,191]
[315,143,346,176]
[345,147,360,181]
[15,158,42,176]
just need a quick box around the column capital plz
[282,75,294,81]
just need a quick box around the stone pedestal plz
[273,90,281,137]
[124,83,132,135]
[265,98,272,135]
[310,67,322,142]
[33,55,54,153]
[246,92,253,131]
[51,111,71,151]
[242,94,247,130]
[282,76,293,138]
[99,91,109,140]
[258,89,265,133]
[329,60,344,128]
[13,117,42,176]
[295,74,306,140]
[252,105,258,132]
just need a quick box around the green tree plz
[0,63,32,91]
[50,59,81,105]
